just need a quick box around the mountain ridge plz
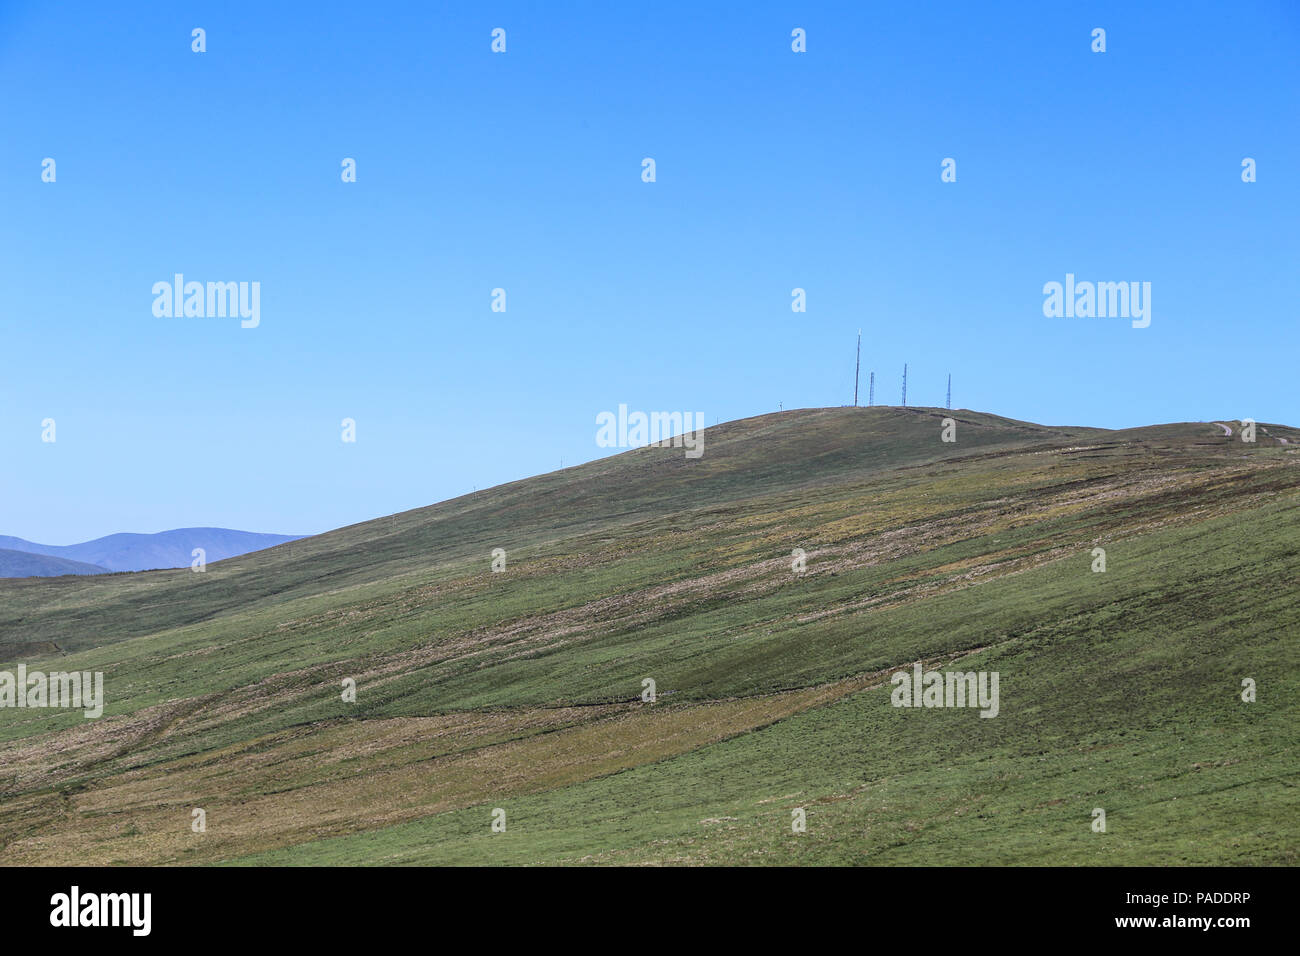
[0,548,109,578]
[0,527,306,576]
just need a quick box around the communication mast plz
[946,373,951,410]
[902,364,908,407]
[868,371,874,407]
[853,331,861,406]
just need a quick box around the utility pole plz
[853,330,861,407]
[946,373,951,410]
[902,363,908,407]
[868,371,874,407]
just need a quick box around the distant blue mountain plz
[0,548,108,578]
[0,528,306,576]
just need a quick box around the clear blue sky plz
[2,1,1297,543]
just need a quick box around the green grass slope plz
[0,407,1295,866]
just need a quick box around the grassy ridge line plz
[0,409,1296,865]
[0,441,1287,751]
[0,408,1082,654]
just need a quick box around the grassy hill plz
[0,406,1296,866]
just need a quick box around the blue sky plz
[1,0,1297,543]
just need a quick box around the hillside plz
[0,528,305,575]
[0,406,1296,866]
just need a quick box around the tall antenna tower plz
[946,373,951,410]
[868,371,874,407]
[853,330,861,407]
[901,364,908,407]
